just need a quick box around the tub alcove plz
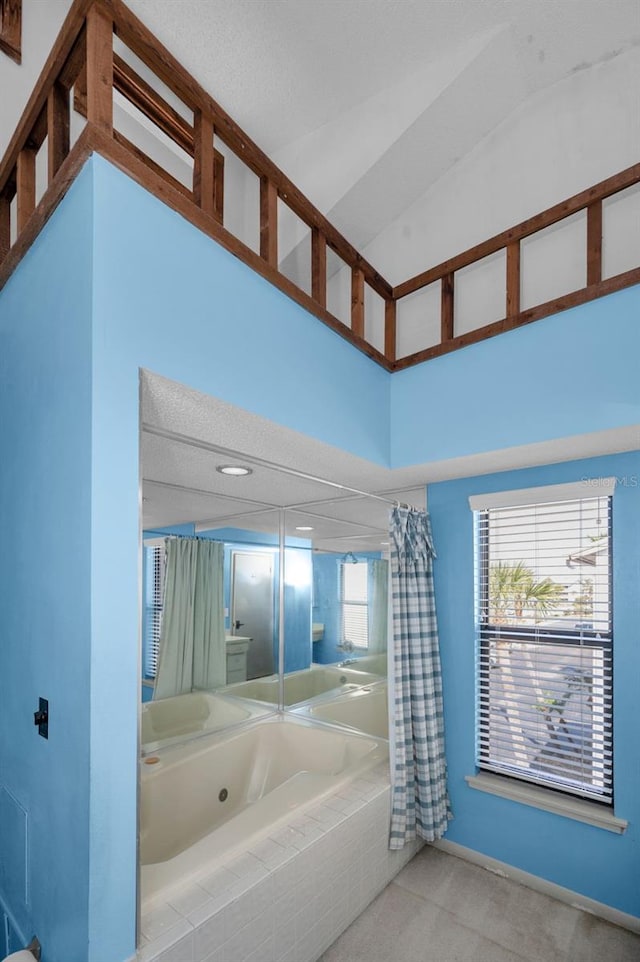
[137,371,426,962]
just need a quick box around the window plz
[143,543,165,679]
[0,1,21,64]
[472,482,613,805]
[340,560,368,649]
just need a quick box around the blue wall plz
[312,553,342,663]
[52,157,640,952]
[428,452,640,917]
[391,285,640,467]
[0,167,94,961]
[2,151,639,962]
[85,151,394,959]
[92,158,390,467]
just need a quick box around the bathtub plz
[140,714,387,908]
[297,682,389,739]
[140,690,269,753]
[222,664,383,707]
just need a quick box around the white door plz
[231,551,275,679]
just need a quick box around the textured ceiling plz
[3,1,638,279]
[127,0,639,154]
[141,374,428,549]
[125,0,640,258]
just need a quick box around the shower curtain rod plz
[142,424,420,512]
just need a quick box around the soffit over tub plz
[141,370,640,539]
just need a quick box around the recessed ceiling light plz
[216,464,253,477]
[295,525,314,531]
[380,541,390,545]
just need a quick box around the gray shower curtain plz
[153,537,226,699]
[368,558,389,653]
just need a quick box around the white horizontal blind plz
[476,495,612,804]
[144,544,165,678]
[341,561,369,648]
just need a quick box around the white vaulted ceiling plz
[124,0,640,258]
[3,1,639,271]
[126,0,638,155]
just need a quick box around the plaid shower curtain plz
[389,506,451,848]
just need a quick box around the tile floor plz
[318,846,640,962]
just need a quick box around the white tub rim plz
[290,679,389,738]
[220,663,386,709]
[141,708,385,768]
[291,676,388,711]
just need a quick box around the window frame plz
[339,559,369,650]
[143,541,165,680]
[475,491,614,807]
[0,0,22,64]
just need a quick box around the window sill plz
[465,772,627,834]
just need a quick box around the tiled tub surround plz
[138,761,419,962]
[139,714,418,962]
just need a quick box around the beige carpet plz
[318,846,640,962]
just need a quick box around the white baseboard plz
[431,838,640,935]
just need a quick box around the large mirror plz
[139,372,423,752]
[280,507,389,738]
[141,499,282,753]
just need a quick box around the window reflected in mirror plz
[282,507,389,739]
